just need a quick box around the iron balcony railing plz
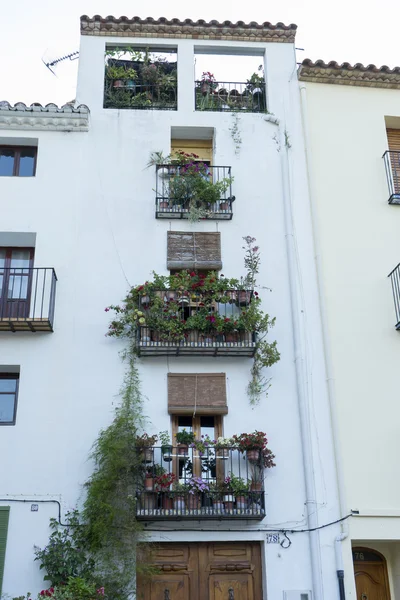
[104,80,177,111]
[155,164,234,220]
[388,262,400,330]
[137,289,256,357]
[383,151,400,204]
[0,267,57,332]
[136,445,265,520]
[195,81,266,113]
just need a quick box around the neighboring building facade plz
[0,17,342,599]
[299,60,400,600]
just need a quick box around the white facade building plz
[0,16,341,599]
[299,59,400,600]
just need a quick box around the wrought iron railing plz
[383,151,400,204]
[104,81,177,110]
[0,268,57,332]
[388,262,400,329]
[195,81,266,112]
[155,164,234,219]
[137,289,256,356]
[136,445,265,520]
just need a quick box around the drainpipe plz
[277,119,324,600]
[299,80,349,600]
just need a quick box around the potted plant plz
[232,431,269,462]
[136,433,158,462]
[189,434,214,459]
[159,430,173,462]
[214,436,235,460]
[172,482,189,511]
[225,473,250,510]
[145,463,165,492]
[208,480,225,512]
[155,472,176,510]
[187,476,210,510]
[175,429,195,455]
[199,71,217,95]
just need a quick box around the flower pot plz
[187,329,198,344]
[178,293,190,304]
[250,481,263,492]
[162,445,173,462]
[224,499,235,511]
[158,167,170,179]
[113,79,124,88]
[143,492,156,510]
[225,332,239,343]
[236,496,247,510]
[226,291,237,304]
[140,327,151,343]
[219,201,229,211]
[240,331,253,344]
[145,477,154,491]
[140,295,150,305]
[178,444,188,456]
[159,201,169,210]
[174,495,186,511]
[141,447,154,463]
[246,449,260,462]
[125,79,136,89]
[167,291,176,301]
[151,330,160,342]
[237,291,251,306]
[188,494,201,510]
[162,495,174,510]
[213,500,224,511]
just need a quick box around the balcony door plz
[137,542,262,600]
[0,248,34,319]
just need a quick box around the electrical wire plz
[0,498,67,526]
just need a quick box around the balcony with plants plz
[135,430,275,520]
[148,150,234,221]
[104,47,177,110]
[195,70,266,113]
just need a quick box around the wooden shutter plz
[171,139,213,162]
[387,129,400,193]
[168,373,228,415]
[167,231,222,270]
[0,507,10,594]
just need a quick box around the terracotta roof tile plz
[298,59,400,89]
[80,15,296,43]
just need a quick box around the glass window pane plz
[0,249,6,269]
[0,379,17,392]
[177,416,193,429]
[0,275,3,296]
[0,394,15,422]
[10,250,30,269]
[18,148,36,177]
[0,149,15,176]
[8,275,28,299]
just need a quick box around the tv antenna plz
[42,50,79,76]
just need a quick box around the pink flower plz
[104,307,110,312]
[97,587,105,596]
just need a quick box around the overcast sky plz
[1,0,399,106]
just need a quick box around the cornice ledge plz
[0,102,90,132]
[298,59,400,89]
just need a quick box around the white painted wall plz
[1,33,340,599]
[301,80,400,598]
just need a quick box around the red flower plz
[190,272,196,277]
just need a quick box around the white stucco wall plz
[301,79,400,598]
[0,34,340,599]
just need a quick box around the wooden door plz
[353,547,391,600]
[137,542,262,600]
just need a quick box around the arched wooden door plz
[353,547,391,600]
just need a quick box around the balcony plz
[155,165,234,220]
[136,290,256,357]
[195,81,266,113]
[383,151,400,204]
[0,268,57,332]
[136,445,265,521]
[388,262,400,329]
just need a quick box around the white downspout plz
[277,118,325,600]
[299,81,349,592]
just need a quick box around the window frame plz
[0,373,20,426]
[0,145,37,177]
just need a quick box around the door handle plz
[361,594,368,600]
[164,589,170,600]
[228,587,234,600]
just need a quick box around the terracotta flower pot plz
[250,481,262,492]
[145,477,154,491]
[219,201,229,211]
[113,79,124,88]
[188,494,201,510]
[237,291,251,306]
[159,201,169,210]
[225,332,239,343]
[143,492,156,510]
[162,495,174,510]
[246,449,260,462]
[141,447,154,462]
[178,444,188,456]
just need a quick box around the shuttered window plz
[387,129,400,193]
[167,231,222,270]
[0,507,10,594]
[168,373,228,415]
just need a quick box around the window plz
[0,247,34,319]
[167,231,222,270]
[0,374,19,425]
[171,138,213,163]
[0,146,37,177]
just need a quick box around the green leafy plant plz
[33,510,94,585]
[135,433,157,447]
[175,429,195,445]
[159,430,172,447]
[224,473,250,496]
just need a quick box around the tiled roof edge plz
[0,101,90,113]
[80,15,297,43]
[0,102,90,132]
[298,59,400,89]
